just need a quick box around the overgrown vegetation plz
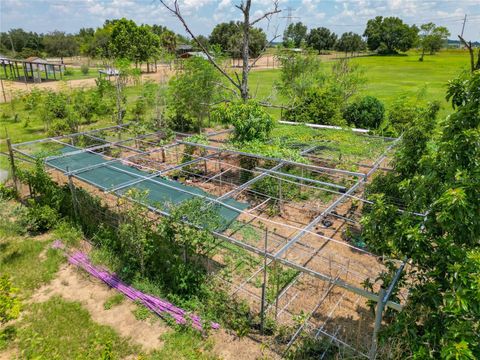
[212,101,274,143]
[361,71,480,358]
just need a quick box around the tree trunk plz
[458,36,475,73]
[476,49,480,70]
[240,0,251,102]
[419,47,425,62]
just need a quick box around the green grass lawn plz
[63,67,101,80]
[0,199,220,359]
[249,49,471,120]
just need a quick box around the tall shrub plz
[212,101,274,143]
[343,96,385,129]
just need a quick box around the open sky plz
[1,0,479,41]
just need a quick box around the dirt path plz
[31,264,169,351]
[29,260,279,359]
[0,67,174,102]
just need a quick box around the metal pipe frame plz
[273,178,364,260]
[255,167,347,191]
[178,140,366,178]
[11,122,133,148]
[12,124,407,358]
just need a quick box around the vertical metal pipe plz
[67,166,79,221]
[260,228,268,334]
[6,138,18,192]
[275,260,280,319]
[369,288,387,360]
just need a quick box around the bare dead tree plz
[458,35,480,73]
[159,0,281,102]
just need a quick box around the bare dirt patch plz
[31,264,168,351]
[211,331,280,360]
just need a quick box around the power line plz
[280,7,300,30]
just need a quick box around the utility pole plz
[460,14,467,38]
[281,7,299,31]
[8,34,15,56]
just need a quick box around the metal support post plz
[275,260,280,319]
[67,166,79,220]
[6,138,18,192]
[260,228,268,335]
[369,288,386,360]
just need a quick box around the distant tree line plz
[0,15,452,62]
[0,20,189,62]
[282,16,450,56]
[0,20,268,61]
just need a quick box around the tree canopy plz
[418,22,450,60]
[305,27,337,53]
[363,16,419,54]
[335,32,365,55]
[209,21,267,58]
[362,71,480,359]
[283,22,307,48]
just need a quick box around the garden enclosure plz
[9,122,412,358]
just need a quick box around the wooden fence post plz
[6,138,18,192]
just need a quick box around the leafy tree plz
[284,88,344,126]
[362,71,480,359]
[0,28,43,56]
[386,96,437,133]
[283,22,307,48]
[160,30,177,53]
[418,22,450,61]
[43,31,79,57]
[209,21,239,54]
[212,101,274,143]
[87,25,113,58]
[161,0,279,102]
[77,27,95,55]
[195,35,210,50]
[134,25,161,71]
[167,57,223,132]
[276,51,324,100]
[108,18,138,60]
[152,25,177,53]
[363,16,419,54]
[343,96,384,129]
[328,58,366,103]
[209,21,267,58]
[306,27,337,53]
[335,32,365,56]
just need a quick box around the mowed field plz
[249,49,471,119]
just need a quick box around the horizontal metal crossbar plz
[255,167,347,191]
[273,178,364,260]
[178,141,366,178]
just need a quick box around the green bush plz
[284,88,344,126]
[0,184,17,200]
[20,202,59,234]
[343,96,385,129]
[80,64,89,75]
[0,275,21,324]
[45,91,68,119]
[212,101,275,143]
[387,96,423,132]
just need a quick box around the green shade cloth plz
[46,146,249,229]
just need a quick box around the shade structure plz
[46,146,249,230]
